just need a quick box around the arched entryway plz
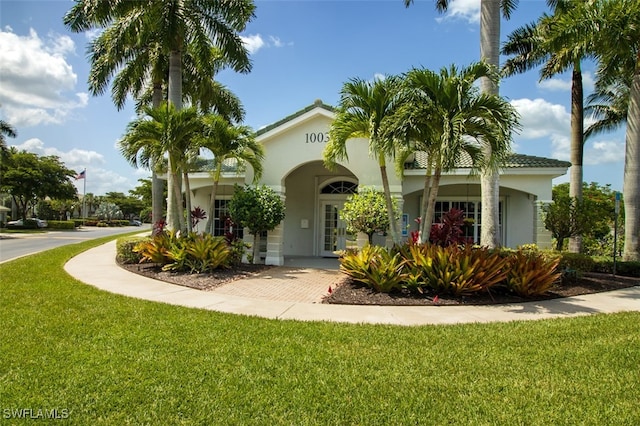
[283,161,357,257]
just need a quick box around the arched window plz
[320,181,358,194]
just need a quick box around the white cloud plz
[511,97,625,166]
[11,138,139,194]
[12,138,106,168]
[584,140,626,165]
[242,34,265,54]
[538,72,595,92]
[0,28,88,127]
[436,0,480,24]
[511,98,570,140]
[241,33,292,54]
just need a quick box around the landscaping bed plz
[118,260,639,306]
[324,272,640,306]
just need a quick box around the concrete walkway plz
[64,240,640,326]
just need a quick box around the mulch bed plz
[323,273,640,306]
[118,261,273,292]
[118,261,639,306]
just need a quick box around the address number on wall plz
[305,132,329,143]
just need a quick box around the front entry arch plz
[282,162,357,258]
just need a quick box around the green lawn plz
[1,235,639,425]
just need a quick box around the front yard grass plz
[1,235,639,424]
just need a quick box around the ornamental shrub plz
[228,185,285,264]
[503,250,562,297]
[117,236,149,264]
[339,245,407,293]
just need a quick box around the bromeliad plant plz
[340,241,561,299]
[339,245,408,293]
[134,231,232,273]
[503,250,562,297]
[402,244,509,296]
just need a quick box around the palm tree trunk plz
[167,49,183,231]
[378,155,401,244]
[424,167,443,243]
[568,63,584,253]
[623,60,640,261]
[205,163,222,235]
[419,162,433,243]
[183,171,192,233]
[151,80,165,226]
[479,0,501,249]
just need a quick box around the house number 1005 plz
[305,132,329,143]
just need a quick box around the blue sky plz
[0,0,627,196]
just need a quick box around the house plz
[187,100,571,265]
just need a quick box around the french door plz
[320,201,348,257]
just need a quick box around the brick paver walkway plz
[212,266,342,303]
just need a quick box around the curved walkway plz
[64,240,640,326]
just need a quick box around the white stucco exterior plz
[187,101,570,265]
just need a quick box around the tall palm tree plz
[502,0,593,253]
[197,114,264,235]
[389,62,519,242]
[564,0,640,261]
[64,0,255,230]
[119,103,203,233]
[323,76,404,244]
[404,0,519,248]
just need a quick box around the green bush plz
[339,245,407,293]
[503,251,562,297]
[47,220,76,229]
[558,252,595,272]
[592,259,640,277]
[404,244,508,296]
[117,236,150,264]
[133,232,231,273]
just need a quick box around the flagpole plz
[82,168,86,222]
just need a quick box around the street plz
[0,225,150,263]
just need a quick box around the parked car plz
[129,219,142,226]
[6,218,48,228]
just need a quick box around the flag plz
[75,169,86,180]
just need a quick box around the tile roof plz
[406,151,571,170]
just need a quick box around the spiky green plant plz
[339,245,407,293]
[504,250,562,297]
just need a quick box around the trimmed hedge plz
[48,220,76,230]
[116,236,150,264]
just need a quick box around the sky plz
[0,0,628,196]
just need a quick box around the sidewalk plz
[64,240,640,326]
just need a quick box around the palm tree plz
[566,0,640,261]
[585,74,630,140]
[323,75,404,244]
[404,0,519,248]
[197,114,264,235]
[1,119,17,152]
[64,0,255,230]
[119,103,203,233]
[502,0,593,253]
[389,62,519,242]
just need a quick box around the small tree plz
[543,182,619,252]
[95,202,123,222]
[228,185,285,264]
[341,187,398,244]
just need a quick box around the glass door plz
[320,201,348,257]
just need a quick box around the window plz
[432,200,503,244]
[320,181,358,194]
[212,199,243,239]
